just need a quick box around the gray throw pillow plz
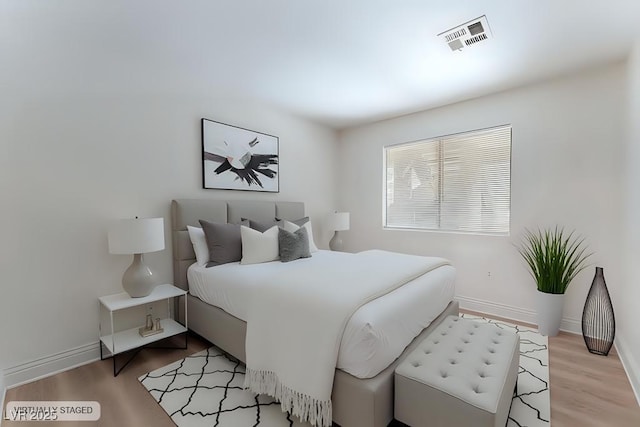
[199,220,242,267]
[241,217,279,233]
[275,216,309,227]
[278,226,311,263]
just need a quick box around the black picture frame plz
[201,118,279,192]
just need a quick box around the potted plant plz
[518,227,591,336]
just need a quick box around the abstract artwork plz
[201,118,279,192]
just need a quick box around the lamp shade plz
[331,212,350,231]
[108,217,165,254]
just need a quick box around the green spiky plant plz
[518,227,592,294]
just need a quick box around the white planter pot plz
[536,291,565,336]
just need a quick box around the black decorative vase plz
[581,267,615,356]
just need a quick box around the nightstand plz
[99,284,188,376]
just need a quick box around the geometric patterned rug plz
[140,316,550,427]
[139,347,305,427]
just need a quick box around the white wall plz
[0,92,337,385]
[337,63,626,331]
[620,40,640,402]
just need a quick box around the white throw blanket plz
[244,250,450,426]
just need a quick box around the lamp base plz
[329,231,344,252]
[122,253,157,298]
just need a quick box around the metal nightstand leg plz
[100,341,142,377]
[100,332,188,377]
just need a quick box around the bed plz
[171,199,458,427]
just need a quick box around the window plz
[384,125,511,235]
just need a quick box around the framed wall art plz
[201,118,279,192]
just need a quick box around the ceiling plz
[3,0,640,129]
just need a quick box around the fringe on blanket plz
[244,368,332,427]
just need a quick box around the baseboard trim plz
[614,336,640,406]
[455,295,582,334]
[4,342,100,390]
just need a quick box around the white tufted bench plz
[394,316,519,427]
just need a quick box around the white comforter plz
[188,250,455,378]
[243,250,451,427]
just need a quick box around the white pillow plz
[240,225,280,265]
[187,226,209,267]
[282,220,318,252]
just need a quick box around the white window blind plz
[384,125,511,235]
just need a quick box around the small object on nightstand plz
[139,314,164,337]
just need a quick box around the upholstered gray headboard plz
[171,199,305,291]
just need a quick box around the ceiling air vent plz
[438,15,492,52]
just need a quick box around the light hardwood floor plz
[3,335,208,427]
[466,311,640,427]
[3,320,640,426]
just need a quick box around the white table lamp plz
[108,217,165,298]
[329,212,350,251]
